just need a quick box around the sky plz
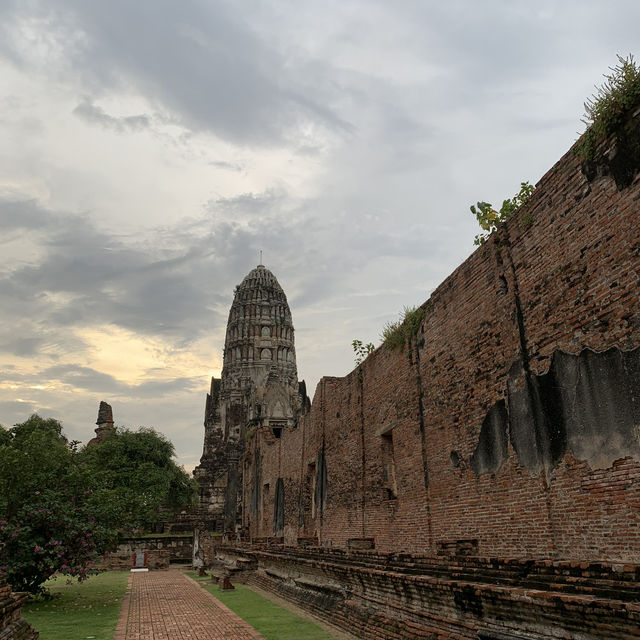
[1,0,639,471]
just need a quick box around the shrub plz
[577,54,640,160]
[381,306,426,350]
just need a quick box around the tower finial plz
[259,249,263,266]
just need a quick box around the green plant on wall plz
[470,181,535,245]
[352,339,375,365]
[577,54,640,161]
[380,305,426,350]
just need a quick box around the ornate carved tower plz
[194,264,306,531]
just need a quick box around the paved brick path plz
[114,568,265,640]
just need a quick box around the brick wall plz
[229,112,640,639]
[243,123,640,564]
[95,549,171,570]
[118,535,193,562]
[216,545,640,640]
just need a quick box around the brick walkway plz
[114,568,265,640]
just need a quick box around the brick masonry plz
[244,118,640,562]
[95,535,194,570]
[219,111,640,638]
[0,575,38,639]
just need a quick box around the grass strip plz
[187,572,338,640]
[22,571,129,640]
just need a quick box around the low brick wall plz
[96,549,171,570]
[116,535,193,563]
[217,545,640,640]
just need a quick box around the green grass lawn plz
[22,571,129,640]
[188,572,339,640]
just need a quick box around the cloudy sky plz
[1,1,638,470]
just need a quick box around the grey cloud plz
[0,337,43,357]
[73,99,151,133]
[210,190,284,220]
[0,198,50,232]
[1,0,351,146]
[0,199,227,340]
[209,160,244,172]
[134,378,201,399]
[37,365,199,399]
[41,364,124,394]
[0,402,41,425]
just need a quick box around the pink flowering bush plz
[0,415,117,594]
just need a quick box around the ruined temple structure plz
[198,106,640,639]
[193,264,309,532]
[86,400,115,446]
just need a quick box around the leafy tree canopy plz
[0,415,114,594]
[79,426,197,527]
[0,415,196,594]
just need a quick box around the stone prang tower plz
[194,264,308,532]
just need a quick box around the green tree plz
[0,415,118,594]
[470,181,535,245]
[79,426,197,528]
[0,416,196,594]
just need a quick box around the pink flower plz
[34,545,42,552]
[34,491,40,495]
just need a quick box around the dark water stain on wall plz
[314,445,329,517]
[471,401,508,475]
[273,477,285,535]
[472,346,640,475]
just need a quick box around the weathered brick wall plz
[119,535,193,562]
[244,115,640,565]
[0,576,38,639]
[95,549,171,570]
[94,535,193,570]
[218,545,640,640]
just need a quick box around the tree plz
[79,426,197,528]
[470,181,535,245]
[0,415,117,594]
[0,415,197,594]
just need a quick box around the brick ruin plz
[0,575,38,639]
[196,107,640,639]
[86,400,115,447]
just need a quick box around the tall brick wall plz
[243,118,640,564]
